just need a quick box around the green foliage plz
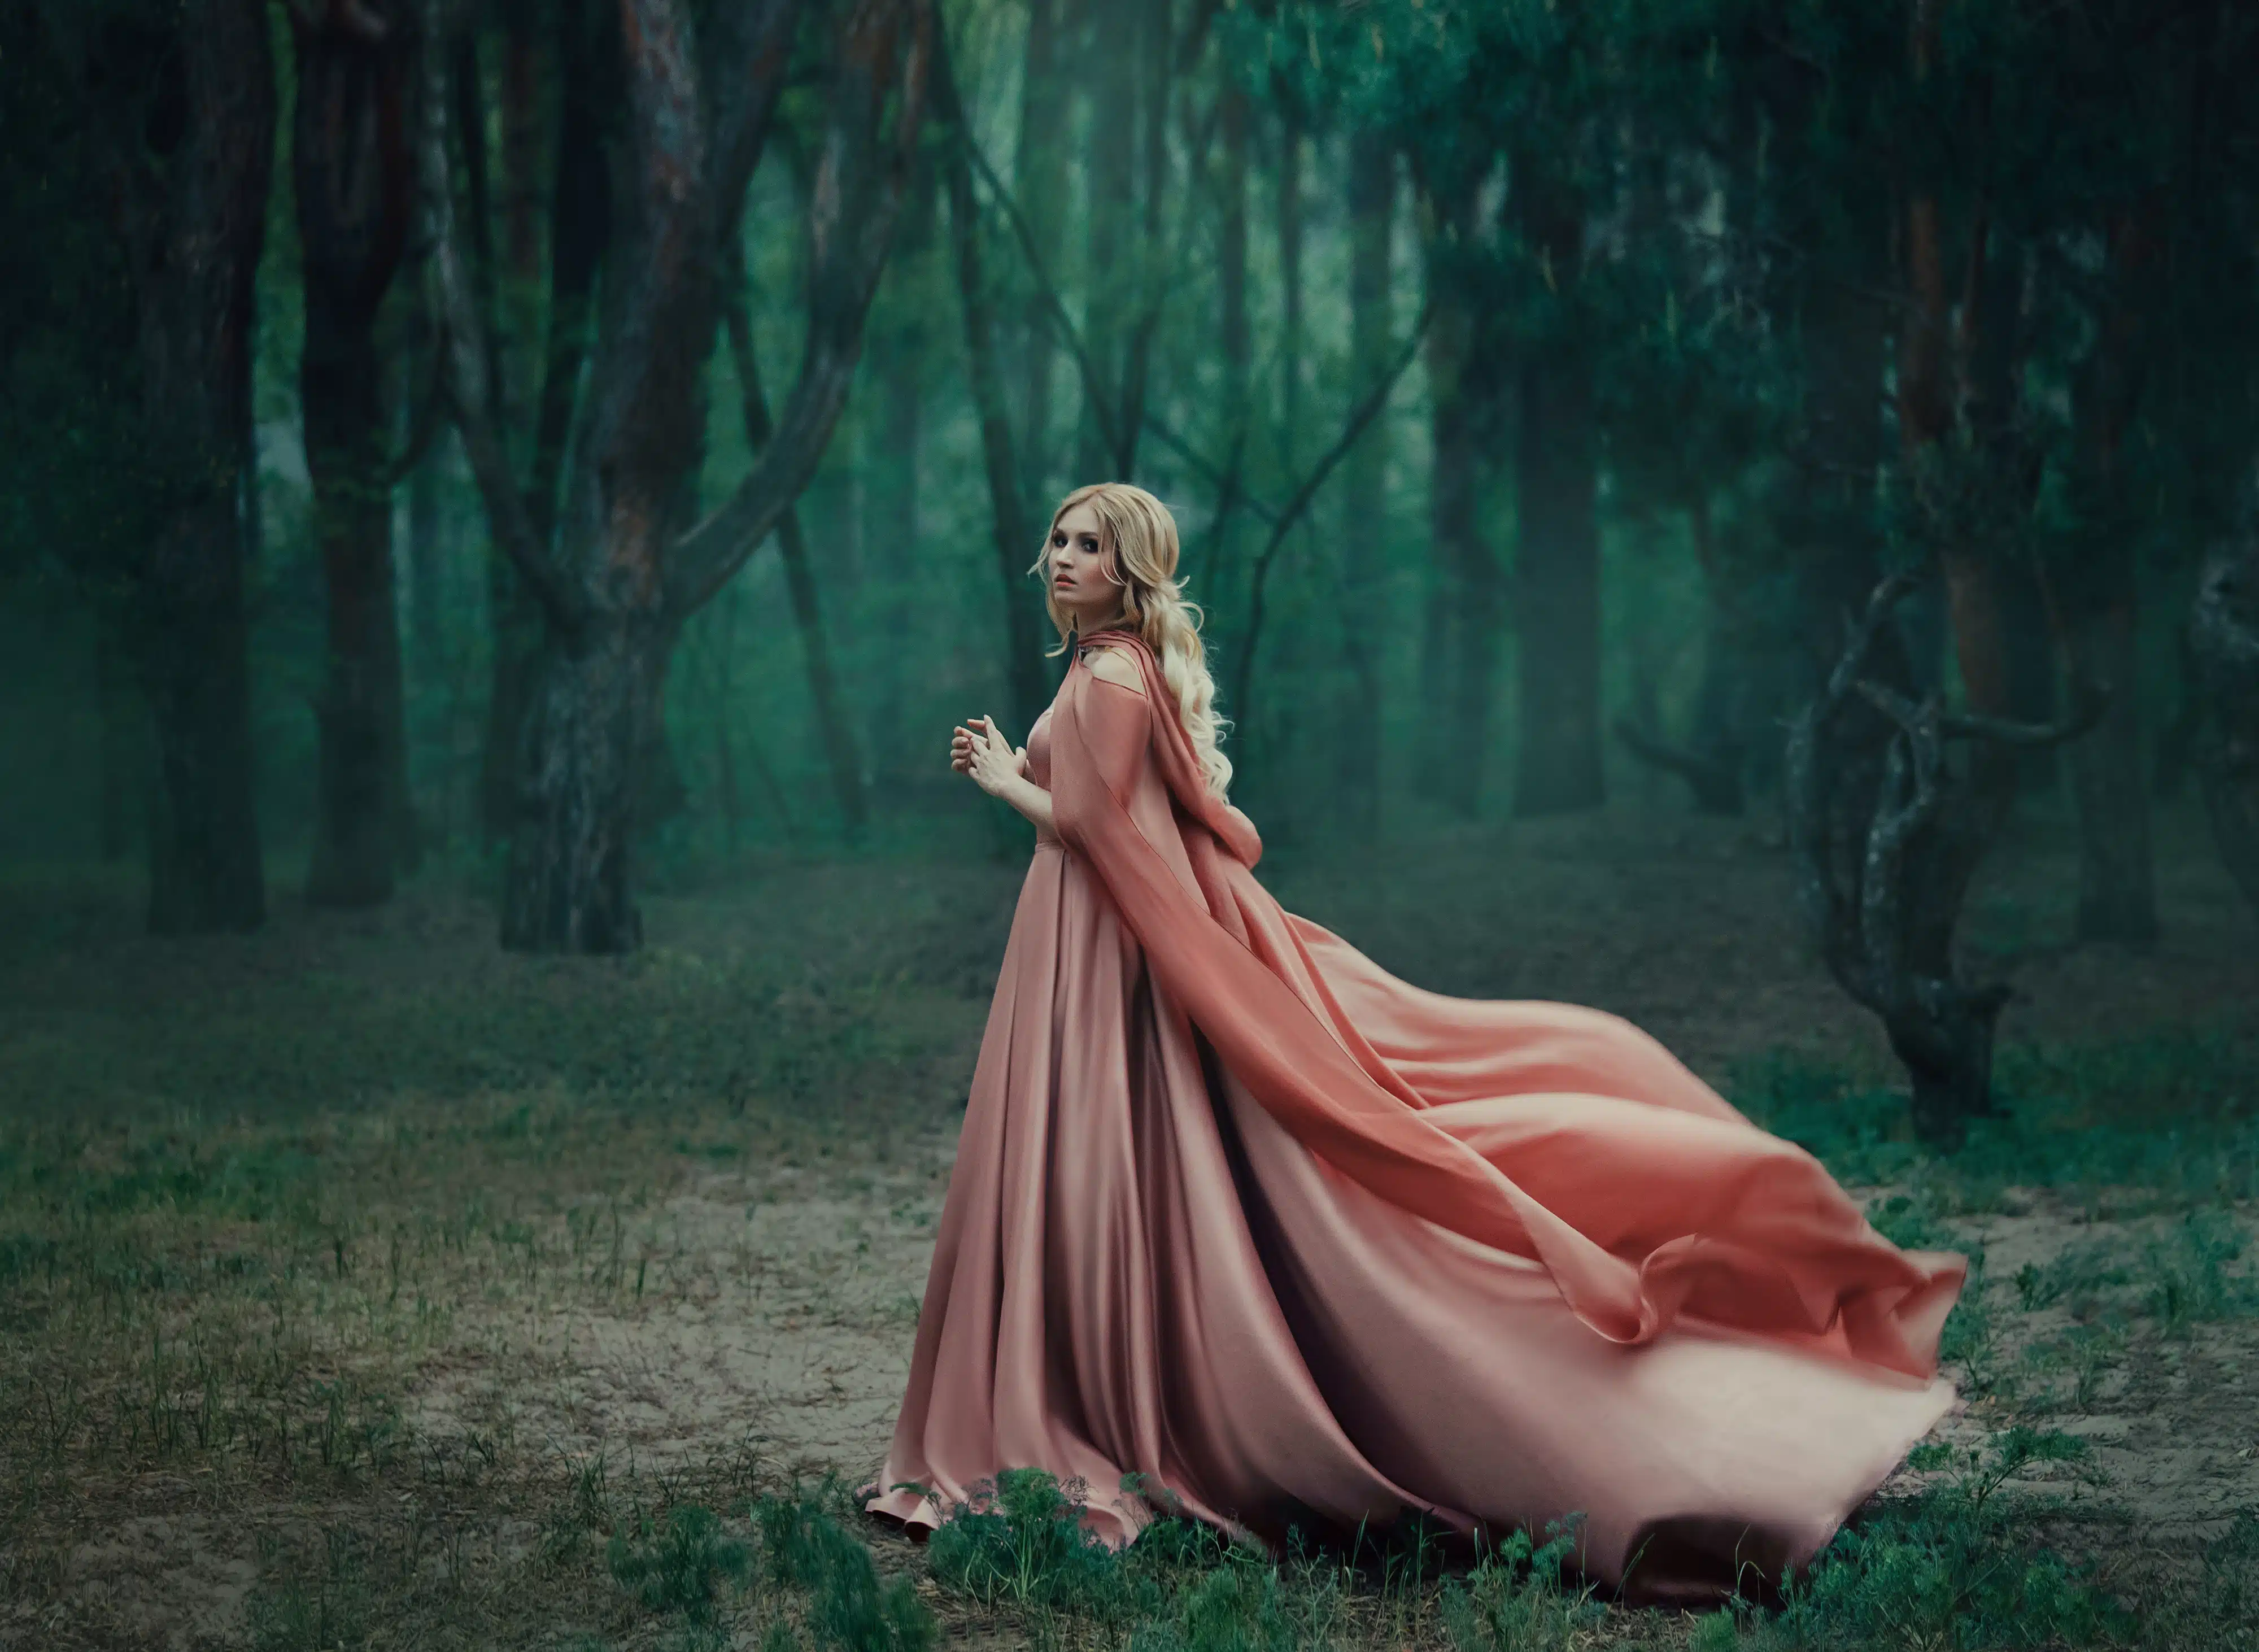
[1732,1030,2259,1211]
[754,1484,935,1652]
[1435,1524,1602,1652]
[2141,1209,2253,1330]
[923,1467,1134,1612]
[608,1503,752,1619]
[246,1527,374,1652]
[1725,1431,2129,1651]
[1130,1562,1299,1652]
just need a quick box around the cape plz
[1048,626,1963,1378]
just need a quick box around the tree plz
[423,0,934,952]
[291,0,420,907]
[42,0,277,934]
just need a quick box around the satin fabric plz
[862,630,1963,1601]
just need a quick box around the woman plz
[860,482,1962,1602]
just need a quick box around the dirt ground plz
[2,796,2254,1648]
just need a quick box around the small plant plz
[2142,1208,2252,1331]
[1436,1523,1601,1652]
[2013,1241,2127,1314]
[246,1526,374,1652]
[608,1502,751,1619]
[753,1483,934,1652]
[1131,1560,1298,1652]
[1754,1428,2126,1650]
[924,1468,1123,1611]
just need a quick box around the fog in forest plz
[2,2,2257,1648]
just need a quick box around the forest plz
[2,0,2258,1648]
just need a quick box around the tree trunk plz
[94,611,147,864]
[1415,190,1476,808]
[500,613,666,951]
[1681,495,1747,814]
[428,0,927,949]
[1014,0,1064,503]
[1076,0,1136,479]
[720,273,870,840]
[935,25,1047,738]
[483,0,608,846]
[1275,104,1306,470]
[103,0,277,935]
[295,2,416,908]
[2191,533,2259,924]
[2047,210,2159,948]
[1209,84,1251,576]
[1336,130,1392,840]
[1512,159,1602,817]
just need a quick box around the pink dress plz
[861,630,1962,1602]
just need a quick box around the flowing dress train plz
[861,630,1963,1603]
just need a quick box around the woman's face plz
[1047,502,1125,629]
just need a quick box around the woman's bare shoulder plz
[1082,645,1147,695]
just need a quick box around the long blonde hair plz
[1031,482,1233,798]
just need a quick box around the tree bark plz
[481,0,612,844]
[80,0,278,933]
[1415,185,1478,808]
[2191,531,2259,925]
[1214,84,1251,542]
[1076,0,1137,478]
[94,613,146,864]
[1275,102,1306,470]
[2044,210,2159,948]
[719,264,870,839]
[1336,130,1393,840]
[862,169,934,796]
[934,25,1048,739]
[1014,0,1065,504]
[294,0,418,907]
[425,0,925,948]
[1511,156,1602,817]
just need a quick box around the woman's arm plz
[957,716,1053,834]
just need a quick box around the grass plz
[0,867,2253,1649]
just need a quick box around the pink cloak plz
[861,628,1963,1602]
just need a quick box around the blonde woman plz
[861,483,1963,1603]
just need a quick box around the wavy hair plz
[1030,482,1234,798]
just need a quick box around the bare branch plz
[1854,675,2107,747]
[719,246,869,836]
[703,0,806,245]
[1229,298,1435,725]
[1612,715,1742,807]
[669,0,936,618]
[961,137,1128,467]
[1140,415,1281,526]
[1819,572,1921,716]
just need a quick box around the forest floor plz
[1,798,2255,1651]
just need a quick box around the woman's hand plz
[953,716,1028,797]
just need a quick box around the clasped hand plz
[950,716,1028,799]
